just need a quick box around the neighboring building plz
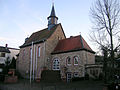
[17,4,100,81]
[8,47,20,60]
[83,55,103,79]
[0,45,11,64]
[0,44,19,72]
[0,45,10,73]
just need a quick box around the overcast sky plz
[0,0,97,51]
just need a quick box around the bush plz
[85,73,89,80]
[0,74,5,82]
[15,70,23,79]
[72,77,84,81]
[9,57,16,69]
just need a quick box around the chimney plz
[25,37,29,42]
[70,36,73,38]
[5,44,8,48]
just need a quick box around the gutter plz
[51,48,95,55]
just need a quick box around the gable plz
[48,23,66,40]
[20,24,60,48]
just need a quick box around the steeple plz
[47,4,58,30]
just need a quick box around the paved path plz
[0,80,104,90]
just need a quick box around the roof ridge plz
[59,35,80,41]
[0,46,19,50]
[32,28,48,34]
[8,47,20,50]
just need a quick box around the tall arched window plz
[53,58,60,70]
[38,46,41,57]
[73,56,79,65]
[66,57,71,65]
[30,48,32,59]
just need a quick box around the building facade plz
[0,44,19,73]
[0,46,10,65]
[17,5,99,81]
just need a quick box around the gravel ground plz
[0,79,105,90]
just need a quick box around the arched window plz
[73,56,79,65]
[66,57,71,65]
[53,58,60,70]
[74,72,79,77]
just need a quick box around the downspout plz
[35,45,38,79]
[30,41,33,83]
[85,51,88,76]
[44,41,46,67]
[86,52,88,64]
[33,44,35,80]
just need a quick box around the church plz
[17,4,99,82]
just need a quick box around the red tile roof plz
[52,35,95,54]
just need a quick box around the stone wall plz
[52,50,95,79]
[17,24,66,79]
[0,52,10,64]
[45,24,66,69]
[17,43,45,79]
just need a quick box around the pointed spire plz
[50,4,55,16]
[48,4,57,18]
[47,3,58,30]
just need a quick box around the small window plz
[53,58,60,70]
[74,56,79,65]
[0,53,5,57]
[66,57,71,65]
[74,72,79,77]
[38,46,41,57]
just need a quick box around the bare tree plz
[90,0,120,81]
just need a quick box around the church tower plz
[47,4,58,30]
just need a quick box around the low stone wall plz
[4,76,18,83]
[4,69,18,83]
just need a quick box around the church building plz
[17,4,98,82]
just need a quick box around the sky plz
[0,0,97,51]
